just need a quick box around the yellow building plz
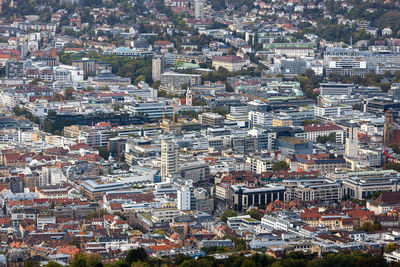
[272,116,293,127]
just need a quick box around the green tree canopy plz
[221,209,238,222]
[272,161,290,172]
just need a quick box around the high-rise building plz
[345,125,359,158]
[161,140,178,181]
[152,55,164,82]
[177,185,191,210]
[194,0,204,19]
[39,167,66,187]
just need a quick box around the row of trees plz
[13,106,41,125]
[36,248,396,267]
[59,50,153,85]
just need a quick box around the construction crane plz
[384,146,397,165]
[80,220,86,251]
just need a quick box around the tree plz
[272,161,290,172]
[245,208,262,220]
[225,81,234,92]
[221,209,238,222]
[42,262,63,267]
[131,262,149,267]
[134,75,146,85]
[87,254,103,267]
[125,248,148,265]
[231,237,246,251]
[360,222,374,232]
[386,243,396,252]
[70,254,88,267]
[390,144,400,154]
[301,119,320,126]
[241,259,256,267]
[97,147,109,159]
[384,70,392,78]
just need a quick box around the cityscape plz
[1,0,400,266]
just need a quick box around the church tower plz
[186,88,193,106]
[384,109,394,147]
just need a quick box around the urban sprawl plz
[1,0,400,266]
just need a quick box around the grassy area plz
[139,212,152,221]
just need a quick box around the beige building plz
[161,140,178,181]
[272,116,293,127]
[274,47,315,57]
[212,55,247,72]
[246,156,273,174]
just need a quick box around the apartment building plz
[246,155,273,174]
[161,140,178,181]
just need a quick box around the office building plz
[198,112,224,127]
[226,104,248,122]
[160,72,201,94]
[226,135,257,154]
[249,111,273,128]
[80,180,131,201]
[340,170,400,200]
[314,105,353,119]
[326,57,368,77]
[248,129,270,151]
[127,101,173,120]
[277,59,307,75]
[161,140,178,181]
[295,124,345,144]
[179,161,210,185]
[228,184,286,211]
[319,83,354,97]
[248,100,270,113]
[293,154,347,172]
[283,179,342,203]
[275,137,313,155]
[152,55,164,82]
